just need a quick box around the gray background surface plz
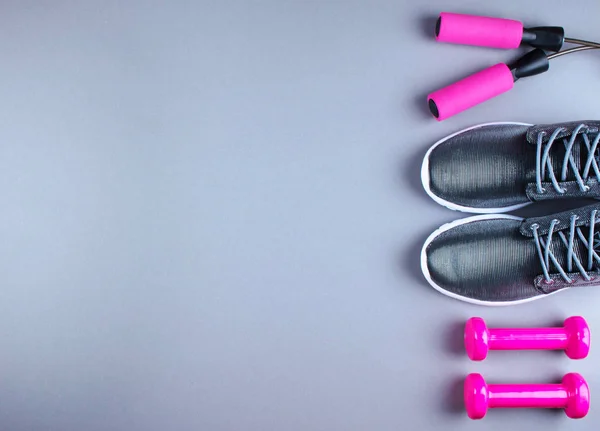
[0,0,599,430]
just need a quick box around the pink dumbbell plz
[465,316,590,361]
[464,373,590,419]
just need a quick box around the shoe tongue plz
[547,232,588,273]
[547,142,581,178]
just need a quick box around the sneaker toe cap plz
[422,217,543,303]
[424,123,533,211]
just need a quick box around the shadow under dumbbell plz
[442,320,465,356]
[485,408,563,420]
[442,376,465,414]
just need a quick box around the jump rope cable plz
[549,38,600,59]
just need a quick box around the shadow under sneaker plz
[421,203,600,306]
[422,121,600,213]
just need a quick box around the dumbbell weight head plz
[464,373,488,419]
[563,373,591,419]
[464,317,489,361]
[564,316,591,360]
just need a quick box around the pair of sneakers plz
[420,121,600,306]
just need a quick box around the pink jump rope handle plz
[465,373,590,420]
[436,12,523,49]
[428,13,558,120]
[427,12,525,121]
[427,64,514,121]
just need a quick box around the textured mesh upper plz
[428,124,534,209]
[425,218,545,302]
[427,122,600,210]
[424,205,600,302]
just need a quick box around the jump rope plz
[427,12,600,121]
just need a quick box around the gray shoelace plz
[531,210,600,284]
[535,124,600,194]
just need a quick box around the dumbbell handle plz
[488,384,568,409]
[489,328,568,351]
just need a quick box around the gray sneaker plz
[421,203,600,305]
[422,121,600,213]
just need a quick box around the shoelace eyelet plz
[584,185,591,192]
[543,278,555,285]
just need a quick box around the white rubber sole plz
[420,214,561,306]
[421,122,533,214]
